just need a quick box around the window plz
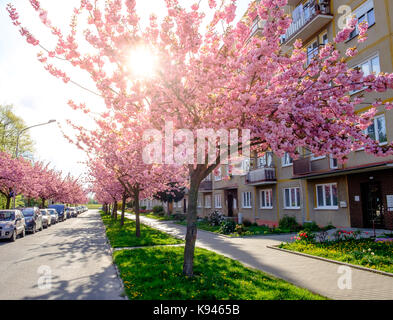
[330,155,338,169]
[214,167,222,181]
[258,152,273,168]
[350,54,380,94]
[215,194,222,208]
[319,31,328,46]
[316,183,338,209]
[349,2,375,41]
[241,158,250,174]
[205,173,212,181]
[282,152,293,167]
[260,189,273,209]
[242,192,252,208]
[283,187,300,209]
[205,195,211,208]
[197,196,202,208]
[307,40,319,65]
[365,114,387,145]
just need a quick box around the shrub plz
[235,224,245,235]
[294,230,316,243]
[242,219,252,227]
[140,206,147,210]
[219,220,236,235]
[279,215,300,232]
[172,213,187,221]
[208,210,225,226]
[302,221,320,232]
[152,205,165,216]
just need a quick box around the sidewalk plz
[125,212,393,300]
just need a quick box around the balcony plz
[293,156,340,177]
[199,180,213,192]
[281,0,332,46]
[245,167,276,186]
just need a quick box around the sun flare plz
[128,46,157,79]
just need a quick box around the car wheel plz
[10,230,16,242]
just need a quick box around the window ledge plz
[314,207,339,210]
[284,207,301,210]
[260,207,273,210]
[282,164,293,168]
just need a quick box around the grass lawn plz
[87,203,102,209]
[126,210,175,221]
[176,220,293,237]
[101,213,183,248]
[114,246,325,300]
[279,238,393,274]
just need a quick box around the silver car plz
[47,209,58,224]
[0,210,26,241]
[40,209,51,228]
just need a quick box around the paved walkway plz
[125,213,393,300]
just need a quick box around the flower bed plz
[280,231,393,274]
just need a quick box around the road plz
[0,210,124,300]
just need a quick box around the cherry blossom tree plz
[8,0,393,276]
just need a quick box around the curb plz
[113,243,185,251]
[102,224,129,300]
[267,244,393,278]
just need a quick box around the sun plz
[128,46,157,79]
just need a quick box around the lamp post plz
[13,119,56,209]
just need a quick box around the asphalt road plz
[0,210,124,300]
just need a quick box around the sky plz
[0,0,252,180]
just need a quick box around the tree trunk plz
[5,196,11,209]
[41,198,46,209]
[183,173,202,276]
[112,201,118,220]
[134,189,141,238]
[166,201,171,217]
[120,192,126,226]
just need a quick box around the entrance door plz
[227,194,233,217]
[183,199,187,213]
[361,182,384,228]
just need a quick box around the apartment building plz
[195,0,393,230]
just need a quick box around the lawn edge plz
[100,220,129,300]
[267,244,393,278]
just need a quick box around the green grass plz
[280,239,393,274]
[126,210,175,221]
[101,213,183,248]
[114,246,325,300]
[175,220,293,237]
[87,203,102,209]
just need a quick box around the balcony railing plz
[199,180,213,191]
[246,167,276,185]
[282,0,332,46]
[293,156,340,176]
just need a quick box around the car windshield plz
[48,210,56,215]
[0,211,15,221]
[22,208,35,217]
[40,210,47,215]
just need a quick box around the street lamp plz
[13,119,56,208]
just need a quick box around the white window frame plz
[365,114,388,146]
[260,189,273,209]
[329,155,338,169]
[242,191,252,209]
[214,194,222,209]
[241,158,251,175]
[316,183,339,210]
[350,54,380,95]
[310,154,326,161]
[281,152,293,167]
[205,195,211,208]
[283,187,301,209]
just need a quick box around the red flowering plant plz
[292,230,315,243]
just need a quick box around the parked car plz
[48,204,67,222]
[47,209,58,224]
[40,209,51,228]
[21,207,43,234]
[0,210,26,241]
[66,207,78,218]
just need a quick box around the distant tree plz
[0,104,34,155]
[154,183,186,216]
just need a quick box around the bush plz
[219,220,236,235]
[208,210,225,226]
[235,224,245,235]
[279,215,301,232]
[294,230,316,243]
[242,219,252,227]
[172,213,187,221]
[140,206,147,210]
[152,205,165,216]
[302,221,320,232]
